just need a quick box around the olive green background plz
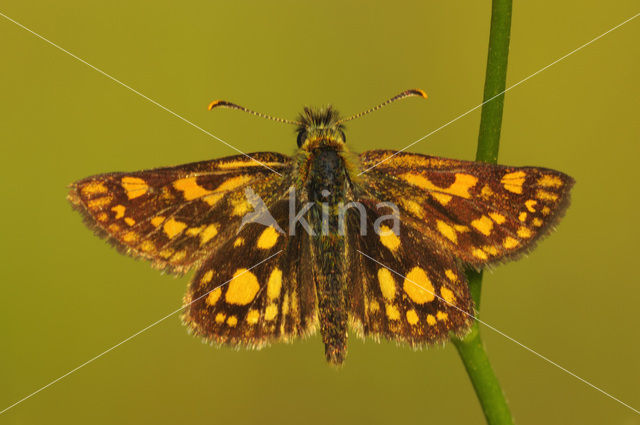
[1,2,639,424]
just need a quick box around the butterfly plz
[68,89,574,365]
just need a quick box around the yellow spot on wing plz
[150,216,165,227]
[257,226,280,249]
[541,206,551,215]
[173,177,212,200]
[399,172,477,199]
[437,220,457,243]
[267,268,282,299]
[385,304,400,320]
[225,269,260,305]
[517,226,532,238]
[246,309,260,324]
[139,240,155,252]
[480,185,494,199]
[226,316,238,327]
[185,226,204,236]
[163,217,187,238]
[536,190,558,201]
[81,181,108,196]
[87,196,112,210]
[403,267,435,304]
[200,224,218,245]
[436,311,448,321]
[426,314,437,326]
[111,204,126,219]
[489,212,506,224]
[518,212,527,222]
[472,248,488,260]
[215,313,226,323]
[97,212,108,222]
[231,198,251,216]
[471,215,493,236]
[215,175,253,193]
[445,269,458,281]
[377,268,396,300]
[234,237,244,247]
[171,250,186,262]
[448,173,478,198]
[368,300,380,313]
[124,217,135,226]
[206,288,222,305]
[264,304,278,321]
[379,225,400,252]
[400,199,425,219]
[440,287,456,304]
[525,199,538,212]
[503,237,519,249]
[431,193,452,205]
[122,231,138,242]
[483,245,499,255]
[201,270,213,285]
[121,177,148,199]
[501,171,526,194]
[406,309,419,325]
[532,217,543,227]
[538,175,563,188]
[159,249,174,259]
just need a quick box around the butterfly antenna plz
[337,89,428,124]
[208,100,302,125]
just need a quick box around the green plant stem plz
[451,0,514,424]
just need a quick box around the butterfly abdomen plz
[307,148,350,365]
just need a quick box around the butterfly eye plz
[297,130,307,147]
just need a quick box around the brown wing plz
[346,203,474,345]
[68,152,291,274]
[182,199,318,348]
[358,150,574,268]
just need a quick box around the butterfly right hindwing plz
[346,204,474,346]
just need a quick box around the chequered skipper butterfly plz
[68,89,573,365]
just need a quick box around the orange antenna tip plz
[412,88,428,99]
[207,100,226,110]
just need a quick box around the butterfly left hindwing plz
[182,199,319,347]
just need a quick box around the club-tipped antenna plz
[336,89,428,124]
[208,100,302,125]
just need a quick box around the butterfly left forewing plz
[68,152,291,273]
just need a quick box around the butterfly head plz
[296,106,347,149]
